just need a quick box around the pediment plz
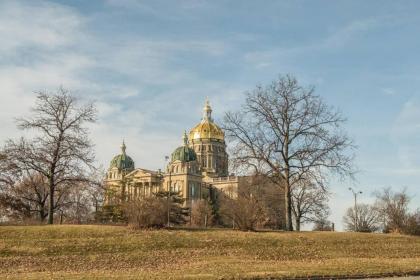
[126,168,159,178]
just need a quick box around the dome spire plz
[121,140,126,155]
[110,140,135,170]
[183,130,188,146]
[202,97,213,122]
[171,133,197,163]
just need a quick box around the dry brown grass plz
[0,225,419,279]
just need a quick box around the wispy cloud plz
[382,88,397,96]
[0,0,239,169]
[104,0,212,21]
[242,16,393,70]
[390,98,420,174]
[0,0,90,128]
[0,1,84,53]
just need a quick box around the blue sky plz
[1,0,419,230]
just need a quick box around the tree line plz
[1,76,418,235]
[0,88,103,224]
[343,187,420,235]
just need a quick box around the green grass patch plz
[0,225,419,279]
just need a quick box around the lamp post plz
[348,187,362,231]
[165,156,171,228]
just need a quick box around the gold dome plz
[189,121,225,141]
[189,99,225,142]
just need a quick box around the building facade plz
[104,99,240,207]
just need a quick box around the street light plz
[165,156,172,228]
[348,187,362,231]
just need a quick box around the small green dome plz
[110,154,135,170]
[171,131,197,162]
[110,141,135,170]
[171,146,197,162]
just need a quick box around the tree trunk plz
[48,183,54,224]
[295,216,301,231]
[284,180,293,231]
[39,208,46,222]
[284,127,293,231]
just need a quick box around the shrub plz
[219,191,268,231]
[312,216,333,231]
[154,191,189,226]
[123,197,166,229]
[190,199,214,227]
[403,210,420,236]
[96,205,125,223]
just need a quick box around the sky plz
[1,0,419,230]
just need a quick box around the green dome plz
[110,141,135,170]
[171,146,197,162]
[110,154,135,170]
[171,131,197,162]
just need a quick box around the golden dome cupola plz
[189,99,225,142]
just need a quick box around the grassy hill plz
[0,225,419,279]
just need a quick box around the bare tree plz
[12,173,49,221]
[190,199,214,227]
[291,180,330,231]
[343,203,381,232]
[312,215,333,231]
[124,196,167,229]
[255,176,285,229]
[0,152,49,222]
[405,210,420,236]
[219,179,269,231]
[85,167,106,214]
[56,171,106,224]
[0,152,20,190]
[375,187,411,233]
[224,75,354,231]
[4,88,96,224]
[59,182,92,224]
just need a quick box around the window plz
[191,183,195,198]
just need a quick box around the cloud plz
[392,100,420,140]
[0,0,90,138]
[0,0,242,171]
[242,16,393,71]
[92,39,228,88]
[321,18,382,49]
[104,0,212,21]
[390,98,420,174]
[0,0,84,53]
[382,88,397,96]
[0,0,92,93]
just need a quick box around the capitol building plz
[104,99,244,207]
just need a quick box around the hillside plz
[0,225,419,279]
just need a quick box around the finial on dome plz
[121,140,126,154]
[202,98,213,122]
[182,130,188,146]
